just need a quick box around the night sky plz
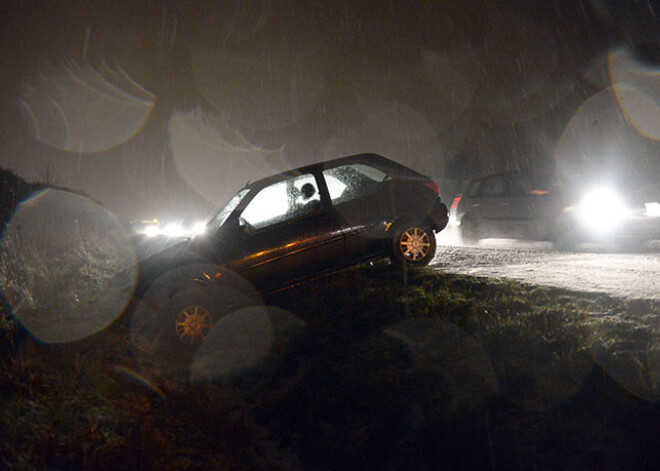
[2,0,659,222]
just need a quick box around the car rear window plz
[323,163,388,204]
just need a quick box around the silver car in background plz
[450,171,660,250]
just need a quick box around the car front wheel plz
[131,284,251,380]
[391,223,437,266]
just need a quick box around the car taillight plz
[450,195,462,211]
[424,180,440,195]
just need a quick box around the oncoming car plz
[130,153,449,375]
[450,171,660,250]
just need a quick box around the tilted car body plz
[450,171,660,249]
[130,153,448,374]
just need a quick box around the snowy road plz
[431,229,660,301]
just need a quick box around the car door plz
[226,172,345,291]
[505,174,557,239]
[320,163,390,261]
[465,175,512,237]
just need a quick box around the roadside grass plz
[2,261,660,469]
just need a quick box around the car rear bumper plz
[613,216,660,240]
[430,200,449,232]
[573,214,660,243]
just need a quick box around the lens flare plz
[0,189,137,343]
[168,107,285,206]
[385,318,498,412]
[19,60,155,153]
[609,47,660,141]
[190,306,306,385]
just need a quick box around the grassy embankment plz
[2,261,660,470]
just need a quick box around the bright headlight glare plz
[578,187,629,231]
[162,223,183,237]
[645,202,660,217]
[191,221,207,235]
[142,225,161,237]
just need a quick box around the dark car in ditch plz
[130,153,449,375]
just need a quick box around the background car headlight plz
[578,187,629,231]
[162,223,184,237]
[142,225,161,237]
[191,221,207,235]
[645,202,660,218]
[138,220,207,238]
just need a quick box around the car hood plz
[134,237,205,293]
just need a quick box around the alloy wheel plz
[175,305,213,344]
[398,227,432,261]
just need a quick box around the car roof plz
[242,153,423,190]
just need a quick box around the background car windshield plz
[206,188,250,232]
[240,174,320,230]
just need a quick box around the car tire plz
[391,222,437,267]
[460,217,480,245]
[131,284,252,381]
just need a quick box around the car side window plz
[239,173,321,230]
[480,176,507,197]
[508,177,532,196]
[323,163,388,204]
[466,180,482,197]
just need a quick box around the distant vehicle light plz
[645,202,660,217]
[142,225,161,237]
[162,223,184,237]
[191,221,207,235]
[578,187,629,231]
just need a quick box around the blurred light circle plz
[583,52,614,89]
[321,103,443,227]
[19,60,155,153]
[421,45,481,115]
[191,43,327,131]
[385,318,498,412]
[348,46,469,131]
[0,189,137,343]
[130,264,263,380]
[586,1,658,46]
[553,88,660,185]
[169,107,287,206]
[609,47,660,141]
[322,102,443,178]
[472,8,570,123]
[190,305,306,385]
[184,0,274,47]
[588,317,660,402]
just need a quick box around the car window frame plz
[235,171,329,233]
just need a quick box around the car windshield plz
[205,188,250,232]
